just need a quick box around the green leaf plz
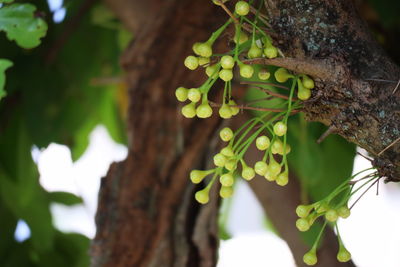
[0,59,12,100]
[0,0,14,3]
[49,192,83,206]
[0,4,48,48]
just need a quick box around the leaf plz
[0,0,14,3]
[49,192,83,206]
[0,59,12,100]
[0,4,48,48]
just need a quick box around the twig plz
[350,178,380,209]
[365,78,398,83]
[392,78,400,94]
[378,137,400,156]
[348,172,378,185]
[317,125,336,144]
[252,86,297,101]
[356,152,373,162]
[208,101,300,113]
[240,81,290,90]
[215,0,240,25]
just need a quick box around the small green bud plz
[325,209,339,222]
[274,68,293,83]
[220,127,234,142]
[219,104,233,119]
[303,250,317,266]
[175,87,188,102]
[206,64,220,78]
[235,1,250,16]
[184,55,199,70]
[254,161,268,176]
[181,102,196,118]
[220,173,234,187]
[221,146,234,157]
[263,45,278,58]
[196,103,213,118]
[190,170,213,184]
[187,88,201,102]
[273,121,287,136]
[338,206,351,219]
[220,186,234,198]
[256,135,270,150]
[276,171,288,186]
[337,245,351,262]
[247,43,263,58]
[258,69,270,80]
[296,205,313,218]
[228,100,240,115]
[213,153,227,167]
[219,69,233,82]
[296,218,310,232]
[220,55,235,69]
[195,189,209,204]
[224,159,237,171]
[239,64,254,78]
[242,166,255,181]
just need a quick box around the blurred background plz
[1,0,400,266]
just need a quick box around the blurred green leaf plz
[0,0,14,3]
[0,58,12,100]
[0,4,48,48]
[49,192,83,206]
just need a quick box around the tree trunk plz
[92,0,399,266]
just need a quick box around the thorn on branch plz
[317,125,337,144]
[378,137,400,156]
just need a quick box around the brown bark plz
[91,1,226,266]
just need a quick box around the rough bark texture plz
[262,0,399,180]
[91,1,226,266]
[92,0,399,266]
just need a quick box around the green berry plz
[239,64,254,78]
[219,104,233,119]
[224,159,237,171]
[206,64,220,78]
[271,139,284,155]
[254,161,268,176]
[248,43,263,59]
[228,100,240,115]
[220,127,234,142]
[338,206,351,219]
[325,209,339,222]
[190,170,213,184]
[175,87,188,102]
[302,75,315,89]
[268,158,281,176]
[303,250,317,266]
[187,88,201,102]
[298,87,311,100]
[195,189,209,204]
[276,171,288,186]
[184,55,199,70]
[296,205,313,218]
[242,166,255,180]
[274,68,292,83]
[337,246,351,262]
[196,42,212,57]
[264,168,277,181]
[256,136,270,150]
[196,103,213,118]
[198,57,210,66]
[220,55,235,69]
[181,102,196,118]
[220,186,233,198]
[221,146,234,157]
[258,69,270,80]
[296,218,310,232]
[235,1,250,16]
[213,153,227,167]
[220,173,234,187]
[273,121,287,136]
[233,31,248,44]
[219,69,233,82]
[263,46,278,58]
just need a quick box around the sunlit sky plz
[12,125,400,267]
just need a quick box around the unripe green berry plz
[220,55,235,69]
[239,64,254,78]
[256,135,270,150]
[247,43,263,58]
[184,55,199,70]
[196,103,213,118]
[228,100,240,115]
[242,166,255,180]
[196,42,212,58]
[276,171,288,186]
[235,1,250,16]
[264,168,277,181]
[224,159,237,171]
[296,218,310,232]
[213,153,227,167]
[187,88,201,103]
[271,139,284,155]
[254,161,268,176]
[219,104,233,119]
[338,206,351,219]
[219,69,233,82]
[268,158,281,176]
[273,121,287,136]
[258,69,270,80]
[175,87,188,102]
[220,186,233,198]
[302,75,315,89]
[303,250,317,266]
[233,31,248,44]
[195,189,209,204]
[190,170,213,184]
[221,146,234,157]
[274,68,292,83]
[181,102,196,118]
[206,64,220,78]
[298,87,311,100]
[296,205,313,218]
[325,209,339,222]
[198,57,210,66]
[337,246,351,262]
[263,46,278,58]
[220,127,234,142]
[220,173,234,187]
